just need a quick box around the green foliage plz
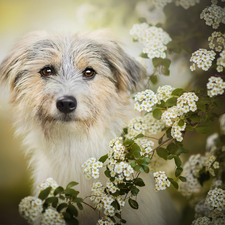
[128,198,139,209]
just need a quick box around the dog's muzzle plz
[56,96,77,114]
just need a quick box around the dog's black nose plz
[56,96,77,113]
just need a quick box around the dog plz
[0,30,178,225]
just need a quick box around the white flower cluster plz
[179,149,219,197]
[151,0,172,8]
[217,49,225,72]
[82,158,103,179]
[156,85,175,103]
[190,49,216,71]
[162,92,198,142]
[200,3,225,29]
[208,31,225,53]
[136,138,155,156]
[207,76,225,97]
[205,188,225,211]
[107,160,134,182]
[108,137,135,182]
[175,0,200,10]
[153,171,170,191]
[134,89,158,112]
[90,181,125,217]
[41,208,66,225]
[127,114,165,138]
[130,23,171,59]
[109,137,125,160]
[38,178,59,197]
[97,217,114,225]
[192,217,211,225]
[19,196,43,223]
[179,154,204,197]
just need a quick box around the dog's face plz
[0,30,143,136]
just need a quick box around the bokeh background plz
[0,0,219,224]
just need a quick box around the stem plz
[150,137,173,160]
[82,201,97,211]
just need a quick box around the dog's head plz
[0,30,144,136]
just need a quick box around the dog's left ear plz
[92,30,146,92]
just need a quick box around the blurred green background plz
[0,0,217,224]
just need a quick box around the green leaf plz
[131,143,141,152]
[190,114,200,122]
[45,197,58,205]
[57,203,68,212]
[182,45,192,54]
[132,151,141,159]
[138,17,147,23]
[134,133,144,139]
[65,217,79,225]
[167,143,177,154]
[139,52,149,59]
[59,195,65,200]
[152,58,162,67]
[112,200,120,211]
[123,139,134,146]
[142,164,150,173]
[197,102,206,112]
[213,98,222,107]
[196,125,211,134]
[122,127,128,135]
[175,147,189,155]
[150,75,158,84]
[156,147,168,160]
[153,108,162,120]
[129,161,136,168]
[186,125,193,131]
[72,198,83,203]
[178,120,184,126]
[98,154,108,163]
[162,67,170,76]
[167,155,174,160]
[64,189,79,197]
[136,157,150,166]
[104,169,111,178]
[133,178,145,187]
[165,97,177,107]
[172,88,184,96]
[130,186,140,196]
[77,202,83,210]
[67,204,78,217]
[121,219,127,223]
[161,58,171,68]
[175,167,183,177]
[115,213,122,219]
[66,181,79,189]
[63,212,71,220]
[166,128,172,138]
[134,165,144,173]
[125,153,135,160]
[38,187,52,200]
[179,176,187,182]
[170,179,179,189]
[128,198,139,209]
[174,156,182,167]
[167,41,181,54]
[54,186,64,196]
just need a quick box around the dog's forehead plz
[28,35,106,62]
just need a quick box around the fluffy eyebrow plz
[27,39,59,60]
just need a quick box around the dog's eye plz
[40,67,54,76]
[83,68,96,79]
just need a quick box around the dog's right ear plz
[0,31,47,89]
